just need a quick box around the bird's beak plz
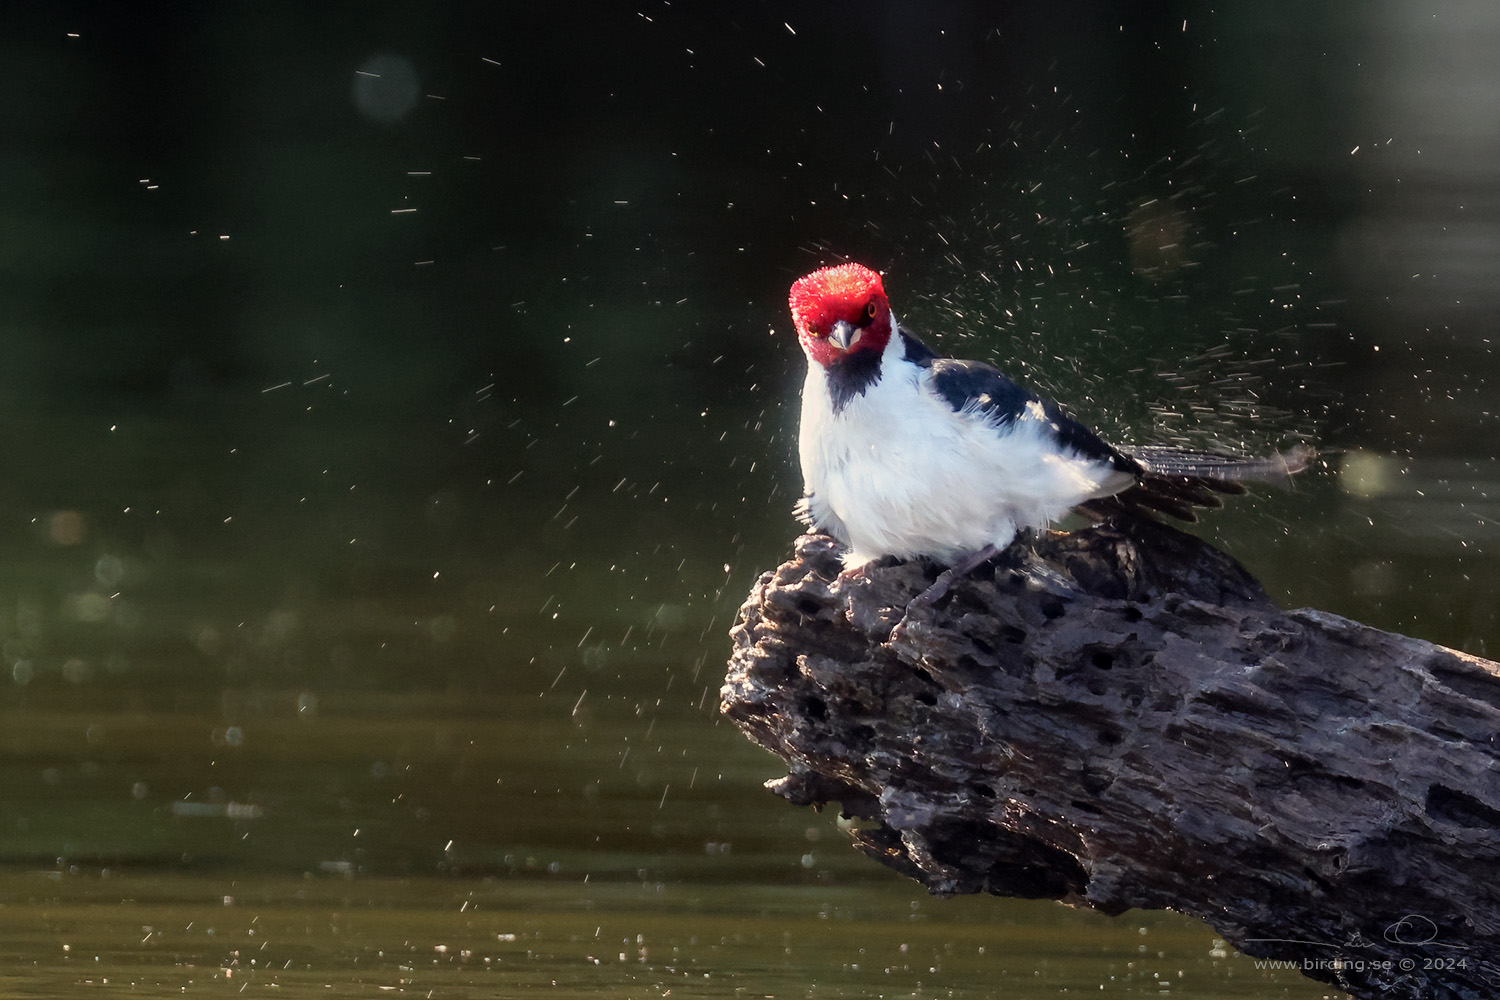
[828,320,859,352]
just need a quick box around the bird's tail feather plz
[1076,443,1315,524]
[1126,443,1315,483]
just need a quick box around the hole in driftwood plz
[1426,783,1500,829]
[1302,866,1335,893]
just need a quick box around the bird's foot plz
[893,544,1000,639]
[906,567,959,614]
[838,565,872,584]
[833,553,903,588]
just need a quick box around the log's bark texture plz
[721,525,1500,1000]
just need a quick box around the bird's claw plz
[890,568,958,643]
[890,545,1002,642]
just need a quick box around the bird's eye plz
[864,300,878,320]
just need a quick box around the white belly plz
[799,364,1125,568]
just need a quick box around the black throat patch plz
[825,348,883,413]
[824,328,933,414]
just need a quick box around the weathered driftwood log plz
[721,525,1500,1000]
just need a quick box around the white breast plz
[799,331,1129,569]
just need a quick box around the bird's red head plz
[788,263,893,369]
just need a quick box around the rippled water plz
[0,866,1331,997]
[0,702,1336,999]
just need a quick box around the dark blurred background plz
[0,3,1495,994]
[1,2,1494,689]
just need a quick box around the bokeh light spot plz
[47,511,86,546]
[352,53,420,124]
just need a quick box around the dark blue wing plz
[902,325,1310,522]
[923,355,1137,474]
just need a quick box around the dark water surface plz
[0,700,1330,998]
[0,862,1319,998]
[5,3,1500,997]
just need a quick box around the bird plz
[787,262,1310,602]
